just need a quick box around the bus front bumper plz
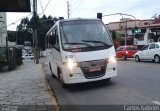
[61,64,117,84]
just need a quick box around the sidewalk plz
[0,60,58,111]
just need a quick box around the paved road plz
[42,58,160,110]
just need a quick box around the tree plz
[14,14,59,49]
[152,14,160,23]
[8,31,16,42]
[17,17,30,31]
[115,32,122,41]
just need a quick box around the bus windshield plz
[60,20,113,51]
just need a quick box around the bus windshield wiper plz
[82,40,111,46]
[64,42,94,48]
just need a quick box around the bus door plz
[52,28,62,77]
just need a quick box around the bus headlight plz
[66,59,78,70]
[107,56,117,63]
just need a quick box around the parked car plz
[116,45,138,60]
[22,52,34,59]
[134,42,160,63]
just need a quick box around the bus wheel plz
[58,69,67,88]
[106,78,111,81]
[49,62,56,78]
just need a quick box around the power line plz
[7,0,51,27]
[70,0,80,8]
[70,0,84,15]
[69,0,75,4]
[9,13,32,25]
[66,0,84,17]
[39,0,44,14]
[0,13,32,30]
[38,0,51,15]
[6,0,50,30]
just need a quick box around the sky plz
[6,0,160,30]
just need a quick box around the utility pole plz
[125,20,127,46]
[33,0,39,64]
[6,35,9,65]
[0,16,2,46]
[67,1,70,18]
[15,27,18,46]
[118,13,136,46]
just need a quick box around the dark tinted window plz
[149,44,155,49]
[126,47,138,50]
[156,44,159,48]
[116,47,123,51]
[142,45,149,50]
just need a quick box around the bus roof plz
[46,18,102,35]
[59,18,101,22]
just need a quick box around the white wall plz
[0,12,7,46]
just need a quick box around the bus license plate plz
[89,66,101,72]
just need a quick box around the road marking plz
[152,101,160,105]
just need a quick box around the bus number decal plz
[65,55,73,59]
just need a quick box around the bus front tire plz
[49,62,56,78]
[58,69,67,88]
[106,78,111,81]
[60,73,67,88]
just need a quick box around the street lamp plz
[117,13,136,20]
[102,13,120,17]
[102,13,136,20]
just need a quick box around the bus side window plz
[49,35,56,46]
[54,29,60,51]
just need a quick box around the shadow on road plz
[42,62,117,92]
[118,58,160,64]
[64,80,116,92]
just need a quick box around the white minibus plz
[45,18,117,87]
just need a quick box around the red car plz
[116,45,138,60]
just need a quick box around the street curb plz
[40,64,61,111]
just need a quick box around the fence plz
[0,46,22,71]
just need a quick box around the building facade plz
[0,12,7,46]
[106,18,160,48]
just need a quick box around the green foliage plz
[115,32,122,41]
[8,31,16,42]
[111,31,122,41]
[0,53,6,61]
[15,15,59,50]
[112,31,116,40]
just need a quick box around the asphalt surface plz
[42,58,160,110]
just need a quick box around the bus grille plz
[80,60,106,79]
